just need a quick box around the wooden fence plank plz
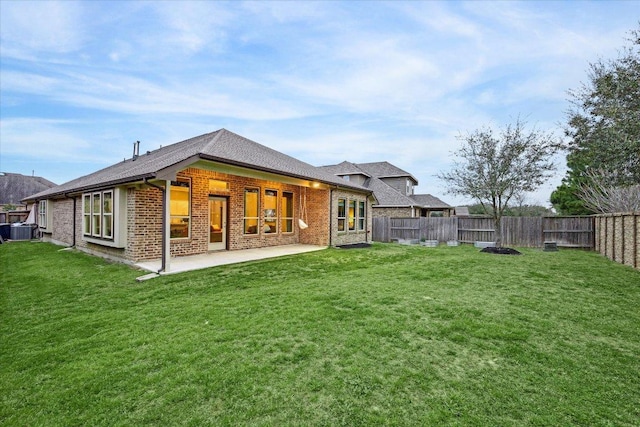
[373,216,595,249]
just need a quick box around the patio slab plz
[135,244,326,276]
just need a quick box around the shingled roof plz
[25,129,370,201]
[0,172,56,205]
[410,194,451,209]
[356,161,418,184]
[320,161,450,209]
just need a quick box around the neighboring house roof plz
[356,161,418,184]
[320,161,451,209]
[410,194,451,209]
[364,175,417,207]
[320,161,371,178]
[25,129,370,201]
[0,172,56,205]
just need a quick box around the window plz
[92,192,101,236]
[348,200,356,231]
[264,189,277,234]
[38,201,47,229]
[103,192,113,238]
[170,180,190,238]
[406,179,413,195]
[343,175,350,181]
[282,192,293,233]
[244,188,259,234]
[358,201,366,231]
[82,190,114,239]
[209,179,229,192]
[83,194,91,235]
[337,198,346,232]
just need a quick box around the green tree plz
[466,202,553,217]
[552,26,640,214]
[438,118,562,247]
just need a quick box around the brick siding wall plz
[125,168,332,262]
[41,167,372,263]
[299,187,330,246]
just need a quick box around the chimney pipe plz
[133,140,140,160]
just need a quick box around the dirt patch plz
[480,247,522,255]
[337,243,372,249]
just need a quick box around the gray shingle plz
[411,194,451,208]
[320,161,451,209]
[1,173,56,205]
[356,161,418,184]
[25,129,369,201]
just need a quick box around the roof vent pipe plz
[133,140,140,161]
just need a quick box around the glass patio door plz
[208,197,227,251]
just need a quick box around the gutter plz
[144,178,167,274]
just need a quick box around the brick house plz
[320,161,453,218]
[24,129,374,271]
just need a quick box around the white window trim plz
[337,198,346,233]
[82,188,127,248]
[38,200,53,232]
[358,201,366,231]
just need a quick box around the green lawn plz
[1,242,639,426]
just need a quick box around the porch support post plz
[163,180,171,273]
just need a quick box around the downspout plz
[64,194,77,247]
[144,178,167,274]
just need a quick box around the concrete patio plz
[135,244,326,279]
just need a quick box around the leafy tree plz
[438,118,562,247]
[552,26,640,214]
[466,202,554,217]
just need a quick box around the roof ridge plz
[202,129,224,153]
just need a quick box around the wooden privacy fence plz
[595,213,639,270]
[372,216,595,249]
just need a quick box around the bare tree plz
[577,169,640,213]
[438,118,563,247]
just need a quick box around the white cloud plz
[149,1,234,55]
[0,1,85,55]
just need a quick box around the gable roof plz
[411,194,451,209]
[25,129,370,201]
[356,161,418,184]
[320,161,450,209]
[320,161,371,178]
[0,172,56,205]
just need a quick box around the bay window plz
[337,199,346,232]
[348,200,356,231]
[83,190,114,240]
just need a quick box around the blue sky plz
[1,1,638,206]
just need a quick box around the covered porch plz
[135,243,326,279]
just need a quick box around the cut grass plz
[1,241,639,426]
